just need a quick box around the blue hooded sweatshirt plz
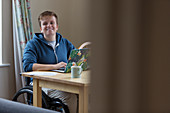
[23,32,75,72]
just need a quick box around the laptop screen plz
[65,48,90,72]
[52,48,90,73]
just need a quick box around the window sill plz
[0,64,10,67]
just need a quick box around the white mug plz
[71,66,82,78]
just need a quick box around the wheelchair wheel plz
[12,87,70,113]
[12,88,48,108]
[49,98,70,113]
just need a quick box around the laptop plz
[53,48,90,73]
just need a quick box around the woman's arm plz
[32,62,67,71]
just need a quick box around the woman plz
[23,11,77,113]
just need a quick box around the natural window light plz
[0,0,2,64]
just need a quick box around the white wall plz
[0,0,15,99]
[30,0,91,48]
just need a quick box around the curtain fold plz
[13,0,33,92]
[90,0,170,113]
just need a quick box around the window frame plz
[0,0,2,64]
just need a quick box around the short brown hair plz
[38,11,58,27]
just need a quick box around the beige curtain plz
[90,0,170,113]
[13,0,33,92]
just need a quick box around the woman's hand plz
[54,62,67,69]
[33,62,67,71]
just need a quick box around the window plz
[0,0,2,64]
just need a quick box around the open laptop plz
[53,48,90,73]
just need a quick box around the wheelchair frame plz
[12,82,70,113]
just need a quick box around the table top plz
[21,70,90,87]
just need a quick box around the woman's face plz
[40,16,58,38]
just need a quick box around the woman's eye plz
[43,22,47,25]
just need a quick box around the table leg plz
[84,86,89,113]
[33,79,42,107]
[79,86,89,113]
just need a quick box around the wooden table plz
[22,70,90,113]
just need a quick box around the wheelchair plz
[12,77,70,113]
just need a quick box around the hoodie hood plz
[33,32,62,46]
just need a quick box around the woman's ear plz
[56,24,59,31]
[40,27,43,33]
[56,24,58,31]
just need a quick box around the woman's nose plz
[46,23,52,27]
